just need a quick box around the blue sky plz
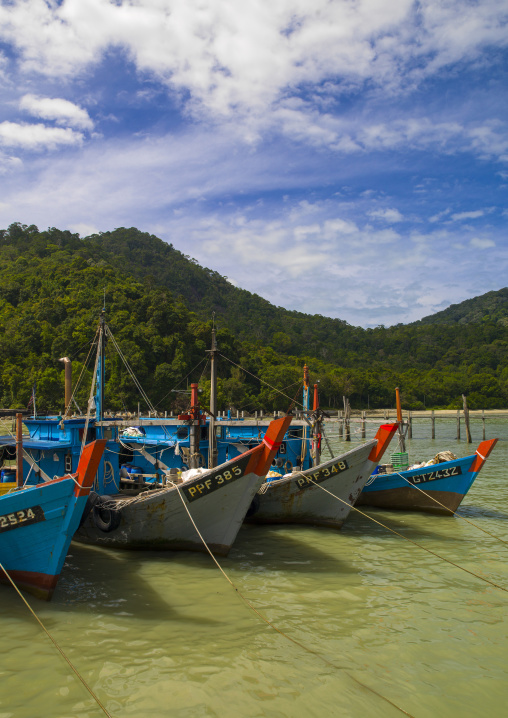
[0,1,507,327]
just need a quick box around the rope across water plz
[0,561,113,717]
[171,481,416,717]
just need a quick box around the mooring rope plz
[171,483,415,717]
[392,471,508,547]
[300,474,508,594]
[0,561,112,717]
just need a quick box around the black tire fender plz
[246,494,260,518]
[92,495,122,533]
[79,490,101,528]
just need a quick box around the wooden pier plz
[316,408,508,443]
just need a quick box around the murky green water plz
[1,418,507,717]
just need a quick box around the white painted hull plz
[246,440,378,529]
[75,453,264,555]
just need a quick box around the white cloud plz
[368,208,403,223]
[429,208,451,223]
[19,94,93,130]
[68,222,99,237]
[0,121,83,150]
[1,0,508,125]
[0,153,23,174]
[451,210,485,221]
[470,237,495,249]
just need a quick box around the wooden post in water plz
[431,410,435,439]
[408,411,413,438]
[338,410,343,438]
[462,394,472,443]
[482,409,486,440]
[361,411,366,439]
[343,396,350,441]
[16,413,23,488]
[456,410,461,440]
[395,387,405,452]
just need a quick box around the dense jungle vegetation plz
[0,222,507,414]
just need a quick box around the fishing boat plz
[357,387,498,514]
[244,422,398,528]
[215,365,399,528]
[0,402,291,556]
[0,436,106,599]
[357,438,498,515]
[76,415,291,554]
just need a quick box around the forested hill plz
[417,288,508,326]
[0,222,507,412]
[75,225,355,356]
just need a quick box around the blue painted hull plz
[0,479,86,598]
[357,454,479,514]
[0,440,106,599]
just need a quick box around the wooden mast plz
[300,365,309,466]
[59,357,72,415]
[208,328,218,468]
[189,383,200,469]
[312,382,321,466]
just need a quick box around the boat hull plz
[0,480,86,599]
[357,454,481,515]
[75,455,264,555]
[245,440,378,529]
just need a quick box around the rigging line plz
[0,561,113,718]
[154,357,208,408]
[68,335,101,362]
[286,382,304,415]
[235,380,302,413]
[105,327,154,411]
[198,358,210,385]
[105,327,156,414]
[219,354,304,409]
[81,334,101,455]
[320,424,335,459]
[171,484,415,718]
[104,327,150,408]
[392,471,508,547]
[300,474,508,594]
[63,328,100,419]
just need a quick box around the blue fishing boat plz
[357,439,498,515]
[0,438,106,599]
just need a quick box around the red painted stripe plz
[0,567,59,600]
[263,436,282,451]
